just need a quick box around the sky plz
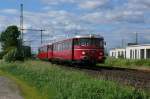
[0,0,150,52]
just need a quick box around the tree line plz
[0,25,31,62]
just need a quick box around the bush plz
[104,57,150,67]
[0,51,5,59]
[3,47,24,62]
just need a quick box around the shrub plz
[104,57,150,67]
[3,47,24,62]
[0,51,5,59]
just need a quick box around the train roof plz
[74,34,103,39]
[39,34,104,47]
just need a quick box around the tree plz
[0,25,21,54]
[0,25,31,62]
[0,25,25,61]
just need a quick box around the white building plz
[109,44,150,59]
[109,48,126,58]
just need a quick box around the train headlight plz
[99,52,103,55]
[82,51,86,55]
[99,57,102,59]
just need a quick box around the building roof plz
[110,44,150,51]
[127,44,150,47]
[110,48,126,51]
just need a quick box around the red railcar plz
[38,35,105,65]
[37,45,48,60]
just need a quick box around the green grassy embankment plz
[99,57,150,70]
[0,60,149,99]
[0,68,47,99]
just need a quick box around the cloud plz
[40,0,150,25]
[0,9,19,15]
[127,0,150,10]
[41,0,148,24]
[41,0,76,5]
[0,8,91,50]
[79,0,109,9]
[1,0,150,50]
[41,0,109,10]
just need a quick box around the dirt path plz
[0,76,23,99]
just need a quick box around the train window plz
[57,44,60,51]
[38,48,41,53]
[48,45,52,51]
[54,44,57,51]
[74,38,103,48]
[74,39,79,45]
[45,46,47,52]
[41,47,43,52]
[62,43,65,50]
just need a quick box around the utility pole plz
[20,4,23,41]
[22,29,46,45]
[136,32,138,44]
[40,29,45,44]
[20,3,24,57]
[121,39,124,48]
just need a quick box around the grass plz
[0,70,46,99]
[99,57,150,70]
[0,60,149,99]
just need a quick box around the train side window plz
[54,44,56,51]
[59,43,61,51]
[38,48,41,53]
[67,42,69,49]
[49,45,52,51]
[44,46,47,52]
[57,44,59,51]
[41,47,43,52]
[62,42,64,51]
[56,44,58,51]
[69,41,72,50]
[43,47,45,52]
[60,43,62,51]
[100,40,104,48]
[58,44,59,51]
[68,41,71,50]
[65,42,67,50]
[68,42,70,50]
[65,42,68,50]
[55,44,57,51]
[53,45,55,51]
[42,47,44,52]
[57,44,58,51]
[61,43,62,51]
[74,39,79,46]
[63,42,66,50]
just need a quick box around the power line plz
[21,28,46,45]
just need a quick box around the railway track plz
[58,64,150,91]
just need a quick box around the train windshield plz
[74,38,104,48]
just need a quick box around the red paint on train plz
[37,35,105,64]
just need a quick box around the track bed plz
[58,64,150,91]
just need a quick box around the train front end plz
[73,35,105,65]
